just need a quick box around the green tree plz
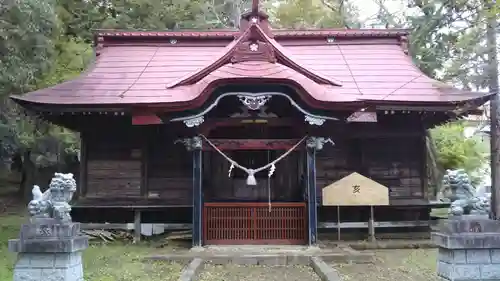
[0,0,59,97]
[273,0,359,28]
[100,0,207,30]
[55,0,108,42]
[0,0,60,163]
[408,0,490,89]
[365,0,492,91]
[430,121,489,180]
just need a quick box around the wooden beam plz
[134,210,141,243]
[318,220,430,229]
[81,223,192,230]
[199,118,297,135]
[201,139,302,151]
[192,143,203,247]
[132,114,162,125]
[368,206,375,242]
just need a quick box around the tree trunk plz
[486,0,499,219]
[19,150,36,203]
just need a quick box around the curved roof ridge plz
[95,29,410,39]
[166,22,342,89]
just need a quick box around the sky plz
[350,0,420,27]
[352,0,391,21]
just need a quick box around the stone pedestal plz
[8,218,89,281]
[432,215,500,281]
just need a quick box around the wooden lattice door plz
[203,202,307,245]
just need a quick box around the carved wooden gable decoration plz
[322,172,390,206]
[231,24,276,63]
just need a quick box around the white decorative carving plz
[169,39,177,44]
[238,94,271,110]
[250,42,259,51]
[305,115,326,126]
[183,116,204,127]
[170,92,339,125]
[306,137,335,150]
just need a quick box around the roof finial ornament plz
[252,0,259,15]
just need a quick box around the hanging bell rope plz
[267,150,272,212]
[199,134,307,185]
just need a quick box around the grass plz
[334,249,441,281]
[0,209,185,281]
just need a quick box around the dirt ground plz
[333,249,441,281]
[198,264,321,281]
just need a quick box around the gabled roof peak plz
[166,22,343,88]
[239,0,272,38]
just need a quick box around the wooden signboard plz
[322,172,389,206]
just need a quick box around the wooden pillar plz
[306,137,318,245]
[79,133,88,198]
[191,137,203,247]
[368,206,375,242]
[134,209,141,243]
[140,135,149,198]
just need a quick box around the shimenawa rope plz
[198,134,307,186]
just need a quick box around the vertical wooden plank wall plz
[146,129,192,204]
[140,136,149,197]
[315,134,426,204]
[83,127,143,198]
[79,133,88,198]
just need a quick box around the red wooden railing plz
[203,202,307,245]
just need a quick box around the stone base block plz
[439,216,500,234]
[437,248,500,280]
[9,236,88,253]
[13,252,84,281]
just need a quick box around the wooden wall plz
[316,135,425,204]
[146,128,192,205]
[82,125,193,205]
[80,115,426,206]
[85,130,143,198]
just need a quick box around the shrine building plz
[10,2,491,245]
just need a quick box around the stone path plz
[198,264,321,281]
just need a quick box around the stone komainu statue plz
[441,169,490,216]
[27,173,77,222]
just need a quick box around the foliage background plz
[430,120,490,185]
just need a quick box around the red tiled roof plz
[11,27,490,108]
